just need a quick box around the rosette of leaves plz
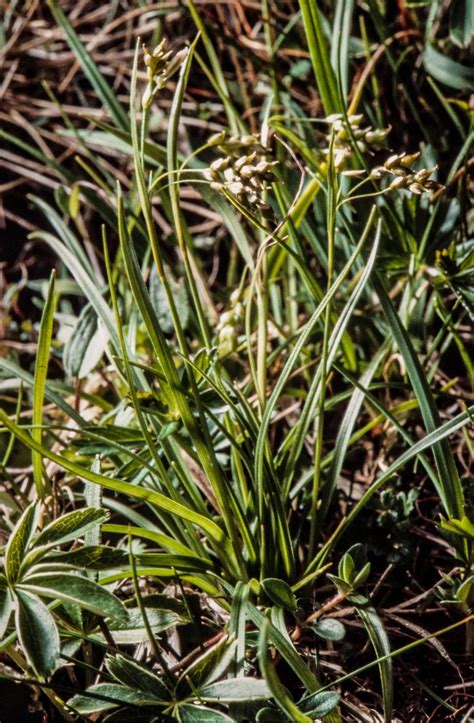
[0,503,128,678]
[68,634,273,721]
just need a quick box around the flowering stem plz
[309,133,337,561]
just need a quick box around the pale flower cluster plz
[203,133,278,212]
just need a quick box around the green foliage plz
[0,0,472,720]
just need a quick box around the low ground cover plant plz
[0,1,473,720]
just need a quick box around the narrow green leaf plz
[258,618,312,723]
[331,0,354,98]
[0,589,13,639]
[45,545,127,570]
[35,507,108,547]
[19,572,128,620]
[47,0,128,129]
[29,231,118,350]
[106,655,169,699]
[0,411,232,552]
[5,503,40,583]
[15,590,60,678]
[29,196,94,277]
[299,0,341,114]
[68,684,161,715]
[32,271,56,498]
[373,274,464,519]
[423,43,474,91]
[355,601,393,723]
[450,0,474,48]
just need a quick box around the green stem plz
[308,135,337,560]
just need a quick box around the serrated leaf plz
[63,304,107,380]
[68,683,161,715]
[200,678,272,703]
[19,573,128,620]
[261,579,297,612]
[106,655,169,699]
[299,690,341,718]
[5,503,40,583]
[312,618,346,642]
[35,507,109,547]
[15,589,60,677]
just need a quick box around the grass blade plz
[47,0,129,130]
[373,274,464,519]
[32,271,56,499]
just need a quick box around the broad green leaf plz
[35,507,108,547]
[179,705,234,722]
[106,655,169,699]
[298,691,341,718]
[261,579,297,613]
[68,683,161,715]
[5,503,40,583]
[0,589,13,639]
[200,678,271,703]
[32,270,56,498]
[100,606,187,645]
[15,589,60,677]
[63,303,106,379]
[19,572,128,620]
[312,619,346,642]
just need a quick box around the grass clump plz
[0,1,473,720]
